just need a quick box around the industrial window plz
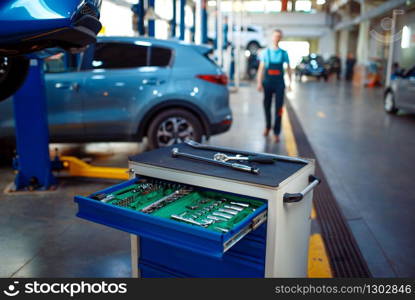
[91,42,148,69]
[150,47,172,67]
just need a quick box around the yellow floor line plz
[282,111,298,157]
[308,234,333,278]
[282,109,333,278]
[311,207,317,220]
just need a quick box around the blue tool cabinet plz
[138,223,267,277]
[75,144,317,277]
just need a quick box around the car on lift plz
[208,25,267,55]
[0,37,232,149]
[232,25,267,55]
[384,65,415,114]
[0,0,102,102]
[295,54,328,81]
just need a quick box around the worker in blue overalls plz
[257,29,292,143]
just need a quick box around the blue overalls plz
[262,48,285,136]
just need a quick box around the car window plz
[44,52,78,73]
[301,57,310,63]
[405,66,415,78]
[91,42,148,69]
[247,27,257,32]
[150,46,172,67]
[316,56,324,64]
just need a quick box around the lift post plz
[179,0,186,40]
[171,0,177,37]
[13,59,56,190]
[11,58,130,191]
[147,0,155,37]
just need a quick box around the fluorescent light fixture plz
[316,0,326,5]
[295,0,312,11]
[208,0,216,6]
[401,25,410,49]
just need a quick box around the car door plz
[396,68,415,110]
[44,52,84,139]
[80,41,172,139]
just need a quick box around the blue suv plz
[0,37,232,149]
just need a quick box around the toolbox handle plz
[283,175,321,203]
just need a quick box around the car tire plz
[147,108,203,149]
[247,67,257,80]
[0,141,15,166]
[247,41,260,55]
[0,56,30,102]
[384,90,398,114]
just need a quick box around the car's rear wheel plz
[147,108,203,149]
[0,56,30,102]
[384,90,398,114]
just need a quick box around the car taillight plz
[196,74,228,85]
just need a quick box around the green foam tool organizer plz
[103,181,263,233]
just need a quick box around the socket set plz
[90,179,263,233]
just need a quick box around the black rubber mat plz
[286,101,371,278]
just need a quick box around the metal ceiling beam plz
[334,0,409,30]
[104,0,134,8]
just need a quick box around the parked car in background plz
[295,54,328,81]
[384,65,415,114]
[0,37,232,149]
[209,25,267,55]
[327,55,341,80]
[246,53,260,80]
[0,0,102,102]
[232,25,267,54]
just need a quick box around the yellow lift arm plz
[60,156,129,180]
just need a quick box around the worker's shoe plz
[274,135,280,143]
[263,128,270,137]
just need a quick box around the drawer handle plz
[283,175,321,203]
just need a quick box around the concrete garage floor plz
[289,79,415,277]
[0,80,413,277]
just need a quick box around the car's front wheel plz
[147,108,203,149]
[384,90,398,114]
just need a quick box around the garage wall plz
[318,30,336,59]
[100,1,135,36]
[395,8,415,69]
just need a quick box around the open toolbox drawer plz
[75,177,268,258]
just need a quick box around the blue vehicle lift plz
[179,0,185,40]
[11,57,128,191]
[201,0,208,44]
[132,1,145,36]
[171,0,177,37]
[12,59,56,190]
[148,0,155,37]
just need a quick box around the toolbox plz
[75,142,319,277]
